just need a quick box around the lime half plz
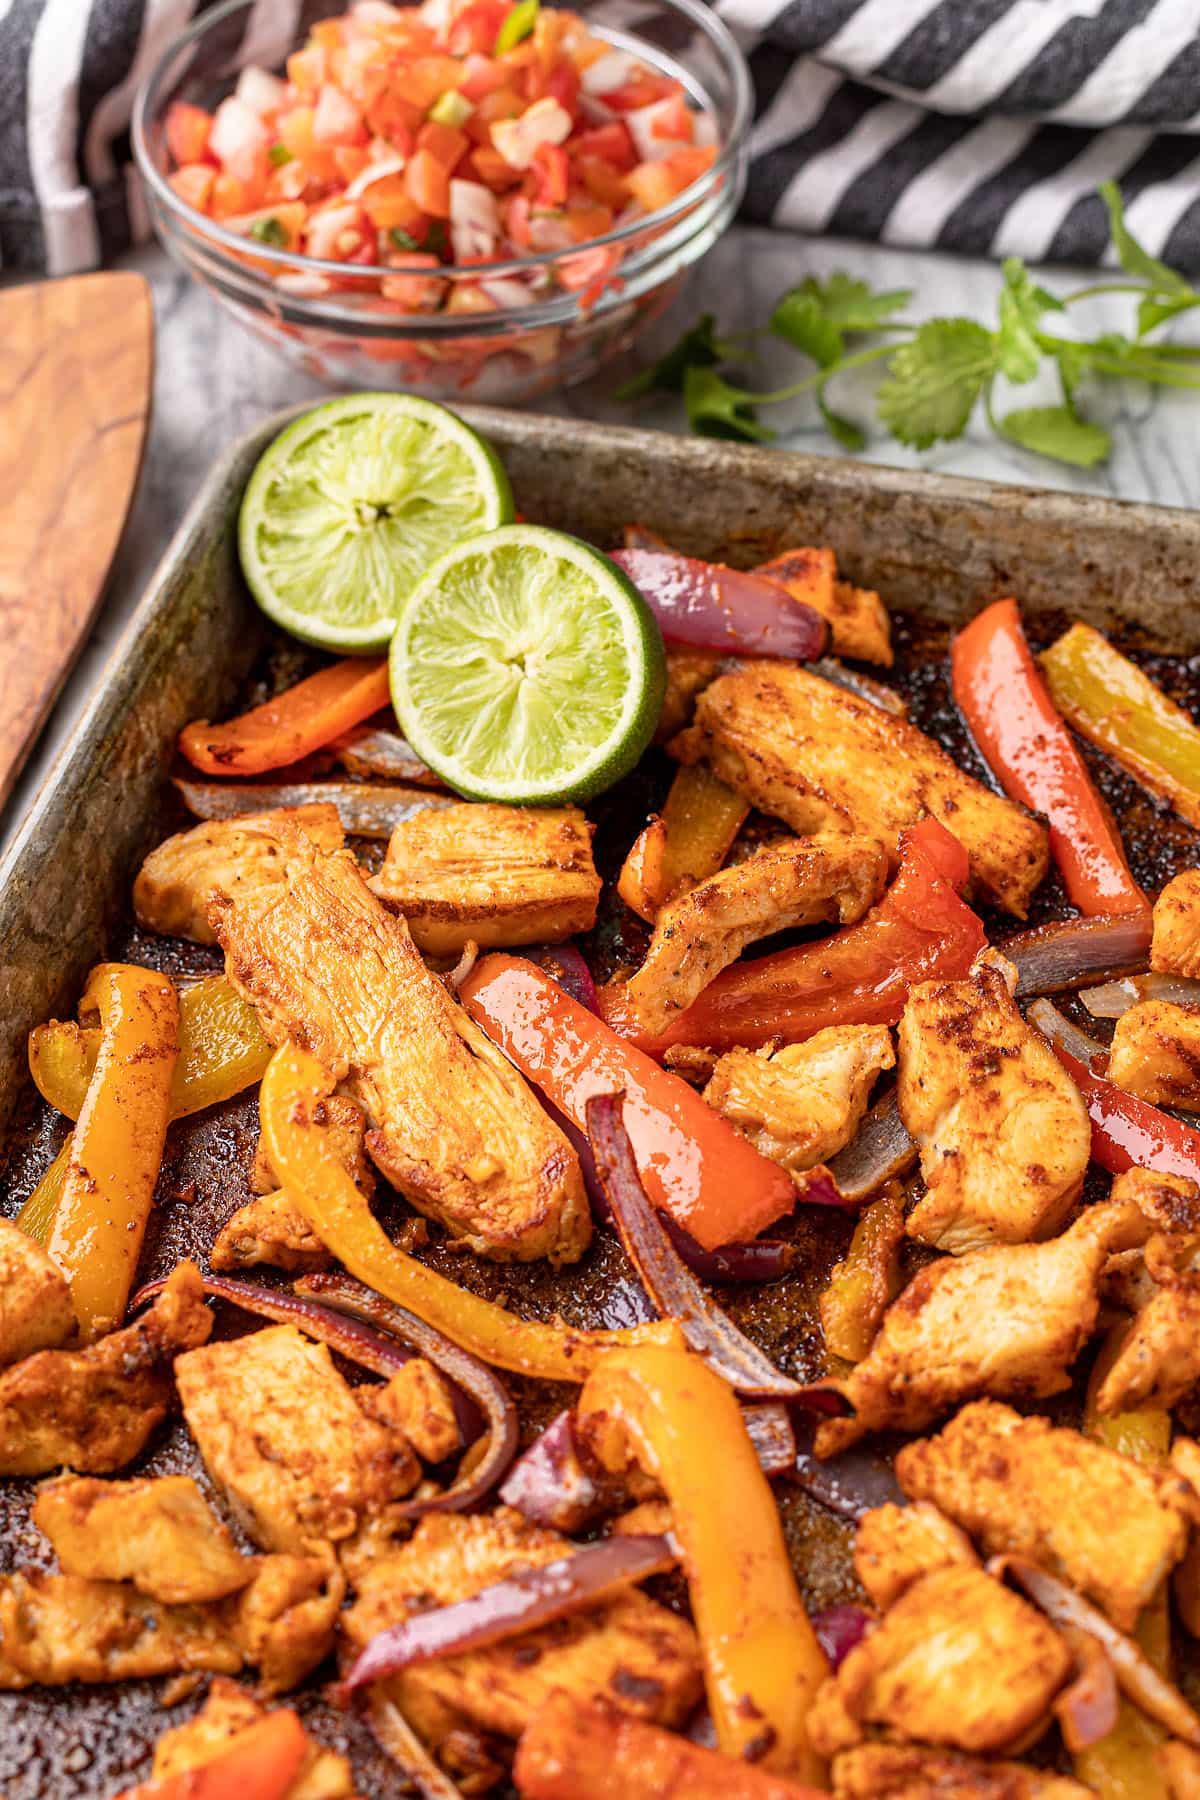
[238,394,513,652]
[390,525,666,804]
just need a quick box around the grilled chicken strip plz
[176,1324,422,1554]
[152,1677,358,1797]
[703,1023,895,1180]
[670,662,1048,915]
[371,802,601,955]
[621,834,888,1036]
[209,818,589,1263]
[0,1218,75,1366]
[1108,999,1200,1109]
[133,803,344,944]
[0,1573,242,1690]
[0,1262,211,1477]
[813,1197,1149,1457]
[896,1399,1199,1630]
[831,1744,1092,1798]
[1153,870,1200,977]
[32,1475,253,1604]
[807,1565,1071,1757]
[899,954,1091,1254]
[853,1501,979,1611]
[210,1189,332,1275]
[343,1509,702,1776]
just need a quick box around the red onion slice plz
[996,1557,1200,1746]
[1081,971,1200,1019]
[586,1091,808,1399]
[609,548,828,660]
[174,776,452,838]
[344,1534,677,1692]
[1026,997,1108,1068]
[743,1402,798,1477]
[661,1215,797,1283]
[1054,1628,1120,1753]
[368,1693,467,1800]
[622,523,675,553]
[792,1424,904,1520]
[827,1085,917,1203]
[813,1603,873,1670]
[521,942,599,1014]
[1003,912,1152,1000]
[335,727,443,787]
[811,657,908,718]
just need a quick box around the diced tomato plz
[604,73,676,112]
[625,144,714,211]
[531,142,569,208]
[530,59,580,118]
[649,91,693,142]
[304,201,371,259]
[211,171,254,218]
[363,181,426,233]
[504,191,532,247]
[572,121,636,172]
[365,89,423,149]
[286,45,327,95]
[169,163,216,212]
[576,155,628,209]
[445,282,497,315]
[310,19,345,52]
[391,55,465,111]
[313,82,368,146]
[468,145,523,190]
[664,143,717,186]
[165,102,214,168]
[405,147,451,217]
[459,50,508,101]
[417,120,468,171]
[448,2,509,57]
[333,144,370,182]
[563,203,613,243]
[380,254,446,310]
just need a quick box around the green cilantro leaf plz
[995,259,1061,383]
[389,226,421,251]
[777,273,911,335]
[617,315,741,400]
[818,388,867,451]
[496,0,538,53]
[248,215,287,246]
[876,320,997,448]
[997,405,1111,467]
[683,366,774,442]
[1137,292,1200,336]
[267,143,293,167]
[1099,180,1191,296]
[770,291,844,367]
[1054,342,1092,406]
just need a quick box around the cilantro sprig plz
[618,184,1200,469]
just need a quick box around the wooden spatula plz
[0,271,153,812]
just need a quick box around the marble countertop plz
[5,223,1199,851]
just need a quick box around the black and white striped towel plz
[3,0,1200,276]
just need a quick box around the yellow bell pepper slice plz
[618,765,749,924]
[16,1140,72,1246]
[259,1042,682,1383]
[577,1343,828,1785]
[818,1183,904,1363]
[47,964,180,1340]
[29,974,271,1122]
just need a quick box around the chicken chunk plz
[704,1024,895,1179]
[151,1677,358,1798]
[813,1198,1148,1457]
[343,1509,702,1767]
[896,1399,1197,1629]
[176,1324,421,1553]
[621,835,888,1036]
[1153,870,1200,977]
[808,1566,1070,1756]
[0,1572,241,1689]
[831,1744,1092,1798]
[211,820,589,1263]
[1109,1000,1200,1110]
[371,803,601,955]
[655,647,723,741]
[0,1217,75,1365]
[1095,1222,1200,1414]
[853,1501,979,1611]
[250,1093,375,1198]
[358,1358,462,1465]
[31,1475,253,1604]
[899,957,1091,1253]
[670,662,1047,915]
[757,549,893,666]
[1110,1165,1200,1232]
[0,1261,212,1477]
[210,1190,332,1275]
[1159,1742,1200,1800]
[134,804,344,944]
[230,1548,344,1695]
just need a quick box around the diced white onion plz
[235,66,287,116]
[581,50,638,95]
[491,98,573,171]
[481,275,535,309]
[344,156,408,198]
[449,179,501,262]
[625,97,689,163]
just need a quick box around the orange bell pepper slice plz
[179,657,390,777]
[259,1042,682,1382]
[601,816,986,1056]
[818,1182,905,1363]
[618,764,749,924]
[111,1709,309,1800]
[952,599,1147,918]
[515,1694,829,1800]
[459,955,797,1249]
[577,1345,828,1783]
[48,964,179,1340]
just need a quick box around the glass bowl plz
[132,0,750,403]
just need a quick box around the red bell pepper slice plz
[179,658,390,777]
[951,598,1147,918]
[1053,1045,1200,1183]
[459,955,798,1249]
[599,817,986,1055]
[111,1709,308,1800]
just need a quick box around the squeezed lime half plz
[389,524,666,804]
[238,394,513,652]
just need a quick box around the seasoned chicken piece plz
[832,1744,1092,1798]
[210,1190,332,1274]
[0,1262,212,1477]
[621,835,888,1036]
[0,1218,75,1365]
[670,662,1048,915]
[808,1566,1070,1756]
[854,1501,979,1611]
[1110,1165,1200,1232]
[176,1324,421,1553]
[358,1359,462,1465]
[250,1093,375,1198]
[814,1198,1146,1457]
[896,1399,1197,1629]
[1095,1228,1200,1414]
[1159,1742,1200,1800]
[230,1548,345,1695]
[211,821,589,1263]
[0,1572,241,1689]
[899,956,1091,1253]
[703,1024,895,1179]
[1173,1439,1200,1639]
[31,1474,253,1604]
[134,804,344,944]
[344,1509,702,1768]
[1153,870,1200,977]
[655,647,722,742]
[1109,999,1200,1109]
[371,803,601,955]
[151,1677,358,1798]
[757,549,893,666]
